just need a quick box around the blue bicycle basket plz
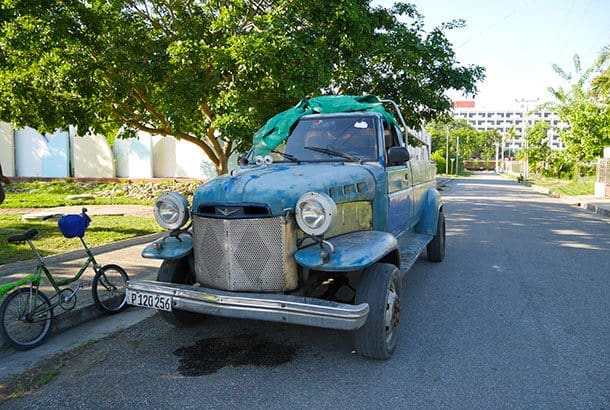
[58,214,91,238]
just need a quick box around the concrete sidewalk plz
[0,233,164,356]
[475,173,610,219]
[527,185,610,218]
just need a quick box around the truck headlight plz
[295,192,337,236]
[154,192,190,231]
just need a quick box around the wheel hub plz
[384,283,400,344]
[392,299,401,328]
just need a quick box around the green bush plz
[431,151,446,174]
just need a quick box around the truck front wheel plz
[353,263,402,360]
[427,211,446,262]
[157,257,203,326]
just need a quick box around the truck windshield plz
[273,115,378,162]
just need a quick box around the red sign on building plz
[452,101,475,108]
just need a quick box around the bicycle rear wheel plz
[92,264,129,314]
[0,287,53,350]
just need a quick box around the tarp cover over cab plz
[252,95,399,156]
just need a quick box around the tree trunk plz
[216,159,229,176]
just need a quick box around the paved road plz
[3,175,609,409]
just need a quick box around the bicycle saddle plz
[8,229,38,244]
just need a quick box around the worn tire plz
[0,287,53,350]
[427,211,446,262]
[92,264,129,314]
[156,257,203,326]
[353,263,402,360]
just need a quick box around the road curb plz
[582,202,610,217]
[0,232,165,276]
[436,177,453,189]
[0,301,113,354]
[526,183,610,219]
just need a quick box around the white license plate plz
[127,290,172,311]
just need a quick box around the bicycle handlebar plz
[42,208,88,221]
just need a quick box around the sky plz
[373,0,610,110]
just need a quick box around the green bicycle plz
[0,208,129,350]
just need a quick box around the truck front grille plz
[192,215,298,292]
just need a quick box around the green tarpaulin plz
[252,95,399,156]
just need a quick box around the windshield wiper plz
[304,146,360,162]
[272,150,299,163]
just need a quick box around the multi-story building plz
[451,101,568,153]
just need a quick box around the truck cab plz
[126,95,445,360]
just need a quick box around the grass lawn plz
[0,215,163,265]
[527,175,595,196]
[2,180,200,208]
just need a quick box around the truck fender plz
[141,233,193,260]
[294,231,398,272]
[415,188,442,236]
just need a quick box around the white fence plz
[0,122,216,179]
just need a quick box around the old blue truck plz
[126,95,445,359]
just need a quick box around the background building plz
[452,101,568,154]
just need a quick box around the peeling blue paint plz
[193,163,376,215]
[415,188,442,235]
[141,233,193,260]
[294,231,397,272]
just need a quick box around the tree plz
[592,45,610,100]
[504,127,520,158]
[426,117,500,170]
[525,120,551,174]
[548,53,610,172]
[0,1,484,174]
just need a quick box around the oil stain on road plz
[174,333,297,376]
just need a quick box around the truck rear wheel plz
[156,257,203,326]
[427,211,445,262]
[353,263,402,360]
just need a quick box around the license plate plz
[127,290,172,312]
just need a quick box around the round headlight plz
[154,192,190,231]
[295,192,337,236]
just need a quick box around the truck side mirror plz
[237,153,249,166]
[387,146,410,165]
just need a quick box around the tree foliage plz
[0,0,484,174]
[591,45,610,100]
[426,117,500,173]
[547,52,610,170]
[524,120,551,174]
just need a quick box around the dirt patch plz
[174,333,298,377]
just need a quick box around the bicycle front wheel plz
[0,287,53,350]
[92,264,129,314]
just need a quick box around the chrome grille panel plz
[193,215,298,292]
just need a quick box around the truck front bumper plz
[126,280,369,331]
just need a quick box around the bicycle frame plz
[0,237,99,300]
[41,237,99,291]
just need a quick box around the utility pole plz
[515,98,539,179]
[445,126,449,174]
[500,133,505,173]
[455,136,460,175]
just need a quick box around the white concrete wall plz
[70,128,115,178]
[5,123,227,179]
[112,132,153,178]
[152,135,217,179]
[14,127,70,177]
[0,122,15,177]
